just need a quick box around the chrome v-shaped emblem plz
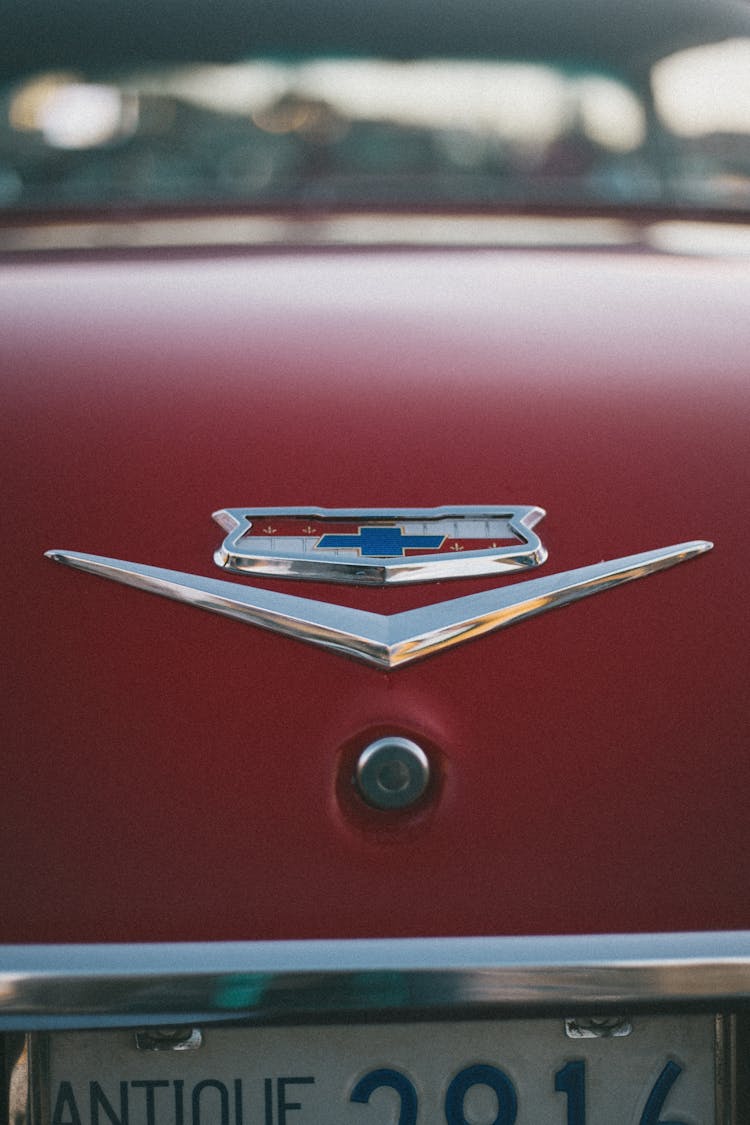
[45,541,711,669]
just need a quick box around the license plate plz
[37,1014,716,1125]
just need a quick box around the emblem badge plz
[45,504,712,669]
[212,506,547,584]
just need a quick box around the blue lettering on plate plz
[192,1080,229,1125]
[350,1068,418,1125]
[276,1077,314,1124]
[131,1080,169,1125]
[639,1062,689,1125]
[51,1082,82,1125]
[90,1084,128,1125]
[555,1061,586,1125]
[445,1065,518,1125]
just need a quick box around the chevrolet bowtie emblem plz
[212,506,547,585]
[45,505,712,669]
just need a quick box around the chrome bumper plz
[1,932,750,1030]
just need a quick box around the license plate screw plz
[355,737,430,809]
[134,1027,203,1051]
[565,1016,632,1039]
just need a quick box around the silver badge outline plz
[212,505,547,585]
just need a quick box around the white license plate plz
[39,1014,716,1125]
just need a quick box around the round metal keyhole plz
[355,737,430,810]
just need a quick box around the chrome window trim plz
[1,932,749,1030]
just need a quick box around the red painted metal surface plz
[2,226,748,943]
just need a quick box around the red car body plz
[3,233,748,943]
[2,0,750,1119]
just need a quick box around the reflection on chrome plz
[45,541,712,668]
[0,932,749,1028]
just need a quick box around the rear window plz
[2,3,750,215]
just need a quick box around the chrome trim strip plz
[0,215,641,254]
[1,932,749,1029]
[45,541,712,668]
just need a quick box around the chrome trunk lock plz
[355,737,430,810]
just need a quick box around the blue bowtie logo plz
[316,525,444,557]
